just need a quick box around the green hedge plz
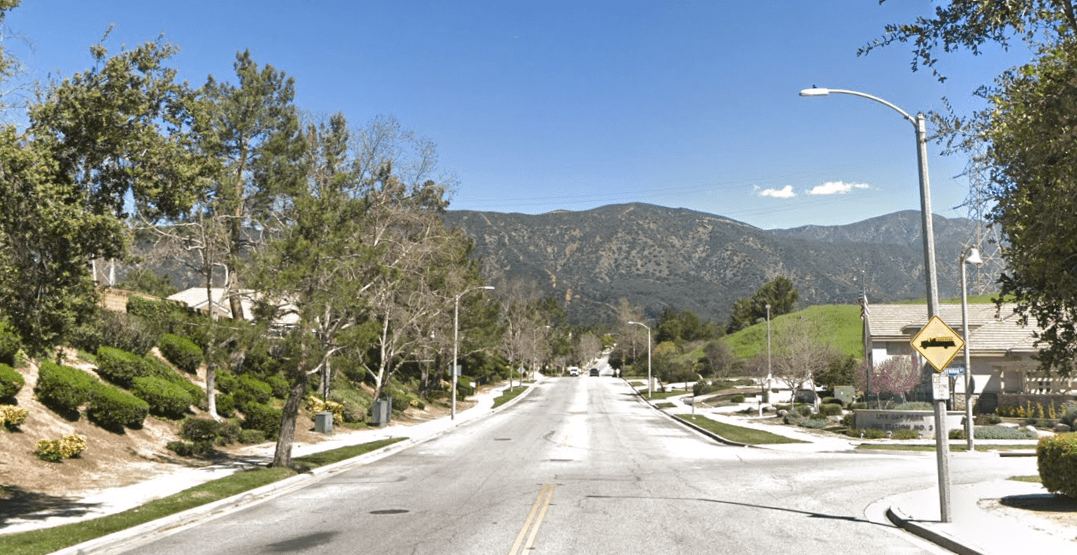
[35,362,99,414]
[132,376,192,418]
[242,403,281,437]
[87,384,149,430]
[0,363,24,398]
[158,334,203,374]
[0,321,19,365]
[1038,433,1077,498]
[142,356,205,406]
[96,346,152,386]
[214,393,236,417]
[820,403,844,417]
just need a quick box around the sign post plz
[911,315,963,524]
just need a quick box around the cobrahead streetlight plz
[801,86,949,522]
[627,321,652,398]
[960,246,983,451]
[452,285,494,420]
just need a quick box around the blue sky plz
[6,0,1033,229]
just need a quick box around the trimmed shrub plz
[849,402,869,410]
[1038,433,1077,498]
[142,356,206,406]
[35,362,99,414]
[0,363,24,398]
[238,429,266,444]
[87,385,149,430]
[96,346,152,386]
[132,376,192,417]
[237,374,272,405]
[798,418,829,429]
[892,429,920,440]
[846,428,887,439]
[242,403,281,438]
[266,374,290,399]
[71,309,156,356]
[456,376,476,398]
[34,439,64,462]
[60,434,88,457]
[166,440,196,457]
[214,393,236,417]
[975,413,1002,426]
[821,396,844,407]
[0,321,19,365]
[215,371,238,393]
[158,334,203,374]
[730,394,746,403]
[35,434,87,461]
[970,425,1038,440]
[1,404,29,429]
[820,403,844,417]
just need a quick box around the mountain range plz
[442,203,1002,326]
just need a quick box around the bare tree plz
[772,317,835,409]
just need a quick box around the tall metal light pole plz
[800,86,949,522]
[960,247,983,451]
[766,303,772,404]
[452,285,494,420]
[627,321,652,398]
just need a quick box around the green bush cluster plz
[35,362,99,414]
[950,425,1038,440]
[87,385,149,430]
[0,321,20,365]
[999,401,1064,420]
[456,376,476,399]
[975,413,1002,426]
[132,376,193,418]
[96,346,153,386]
[214,393,236,417]
[891,429,921,439]
[70,308,157,356]
[238,429,266,444]
[819,403,844,417]
[242,403,281,437]
[1,404,29,429]
[845,428,887,439]
[730,394,746,403]
[1038,433,1077,498]
[0,363,24,398]
[158,334,203,374]
[172,417,242,456]
[142,356,205,407]
[798,418,829,429]
[892,402,934,411]
[34,434,87,462]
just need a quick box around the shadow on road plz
[0,486,103,526]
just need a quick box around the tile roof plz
[866,303,1041,356]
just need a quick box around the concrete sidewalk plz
[1,380,532,537]
[650,388,1076,554]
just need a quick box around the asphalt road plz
[121,374,1037,555]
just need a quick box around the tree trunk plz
[272,371,309,468]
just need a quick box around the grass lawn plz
[677,415,805,445]
[1010,475,1043,484]
[856,443,1036,453]
[644,389,692,400]
[493,385,528,408]
[0,437,406,555]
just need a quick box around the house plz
[167,288,299,330]
[864,303,1076,411]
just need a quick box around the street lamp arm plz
[799,87,917,127]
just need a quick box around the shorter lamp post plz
[959,246,983,451]
[627,321,652,398]
[452,285,494,420]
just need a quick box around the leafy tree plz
[116,268,178,298]
[814,353,859,391]
[771,316,833,407]
[857,355,921,407]
[0,38,198,354]
[727,276,798,333]
[701,340,736,380]
[865,2,1077,376]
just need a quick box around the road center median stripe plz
[509,483,556,555]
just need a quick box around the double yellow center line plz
[508,483,556,555]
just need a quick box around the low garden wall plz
[854,409,964,439]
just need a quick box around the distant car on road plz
[589,368,599,377]
[568,367,580,377]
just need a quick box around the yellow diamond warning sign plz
[911,315,965,372]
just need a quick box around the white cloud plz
[759,185,796,198]
[808,181,870,195]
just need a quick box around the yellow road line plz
[508,483,556,555]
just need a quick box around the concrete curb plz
[621,379,754,448]
[885,505,987,555]
[53,382,540,555]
